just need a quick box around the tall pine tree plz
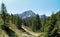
[1,3,7,24]
[48,13,57,37]
[32,14,42,32]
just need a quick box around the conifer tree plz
[1,3,7,24]
[17,16,22,28]
[32,14,42,32]
[41,15,46,32]
[11,13,14,23]
[48,13,57,37]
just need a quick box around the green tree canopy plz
[32,14,42,32]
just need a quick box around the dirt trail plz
[22,25,42,37]
[8,21,35,37]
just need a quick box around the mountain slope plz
[19,10,36,19]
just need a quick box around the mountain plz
[18,10,48,20]
[19,10,36,19]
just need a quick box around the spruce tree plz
[41,15,46,32]
[32,14,41,32]
[1,3,7,24]
[48,13,57,37]
[11,13,14,23]
[17,16,22,29]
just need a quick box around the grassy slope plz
[0,19,36,37]
[22,25,43,37]
[8,21,36,37]
[0,29,9,37]
[0,15,43,37]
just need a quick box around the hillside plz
[0,16,39,37]
[0,3,60,37]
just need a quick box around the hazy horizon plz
[0,0,60,16]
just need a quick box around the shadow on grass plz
[1,24,17,37]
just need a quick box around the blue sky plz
[0,0,60,16]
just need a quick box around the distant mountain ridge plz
[17,10,48,20]
[19,10,36,19]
